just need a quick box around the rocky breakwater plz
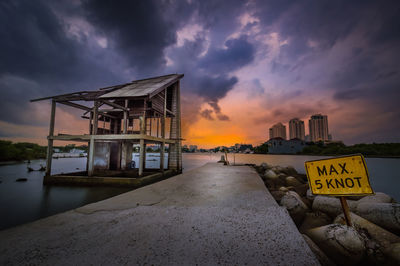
[254,162,400,266]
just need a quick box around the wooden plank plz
[92,101,99,135]
[50,134,176,143]
[101,100,128,111]
[45,100,56,176]
[88,136,95,176]
[139,139,144,176]
[160,88,166,172]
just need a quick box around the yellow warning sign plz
[305,154,374,196]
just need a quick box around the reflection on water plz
[0,153,398,230]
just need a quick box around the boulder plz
[281,165,298,176]
[299,211,332,234]
[356,202,400,234]
[280,191,309,225]
[306,224,366,265]
[334,212,400,247]
[264,169,278,180]
[260,162,272,171]
[301,197,313,209]
[312,196,357,218]
[294,183,309,197]
[357,192,394,205]
[264,179,276,190]
[383,242,400,265]
[279,186,289,192]
[272,166,284,173]
[306,189,315,201]
[270,191,285,203]
[277,173,287,182]
[302,234,336,266]
[285,176,302,187]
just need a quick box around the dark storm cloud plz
[199,36,255,73]
[0,0,122,126]
[82,0,192,75]
[200,109,214,121]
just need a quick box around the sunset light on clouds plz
[1,0,399,148]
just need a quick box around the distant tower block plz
[269,122,287,140]
[309,114,329,142]
[31,74,184,183]
[289,118,305,140]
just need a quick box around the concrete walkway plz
[0,163,319,265]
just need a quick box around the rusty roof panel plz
[99,74,183,99]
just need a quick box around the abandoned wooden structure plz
[31,74,183,185]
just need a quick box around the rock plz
[313,196,357,218]
[282,165,298,176]
[285,176,302,187]
[272,166,284,173]
[306,224,366,265]
[383,242,400,265]
[264,179,276,190]
[295,173,308,183]
[306,189,315,201]
[264,169,278,179]
[301,197,313,209]
[277,173,287,182]
[356,202,400,234]
[294,183,309,197]
[280,191,309,225]
[357,192,394,205]
[271,191,285,203]
[334,212,400,247]
[302,234,336,266]
[260,162,272,170]
[286,186,296,193]
[364,238,386,265]
[217,155,225,163]
[15,178,28,182]
[299,211,332,234]
[278,187,289,193]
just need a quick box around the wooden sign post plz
[305,154,374,227]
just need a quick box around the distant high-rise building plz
[269,122,287,140]
[309,114,329,142]
[289,118,305,140]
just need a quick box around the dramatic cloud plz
[0,0,399,146]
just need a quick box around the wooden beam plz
[100,100,128,111]
[92,101,99,135]
[160,88,166,173]
[88,136,95,176]
[123,99,128,134]
[45,99,56,176]
[139,139,144,176]
[49,134,176,143]
[58,101,91,112]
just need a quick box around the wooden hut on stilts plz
[31,74,183,186]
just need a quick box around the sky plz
[0,0,399,148]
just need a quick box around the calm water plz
[0,153,398,230]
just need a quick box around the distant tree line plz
[0,141,89,162]
[0,140,47,161]
[299,142,400,157]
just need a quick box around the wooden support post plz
[45,99,56,176]
[88,136,95,176]
[160,89,166,173]
[139,115,145,176]
[340,196,352,226]
[92,101,99,135]
[123,99,128,134]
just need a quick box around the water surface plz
[0,153,398,231]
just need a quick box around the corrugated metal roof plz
[99,74,183,99]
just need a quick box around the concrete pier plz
[0,163,318,265]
